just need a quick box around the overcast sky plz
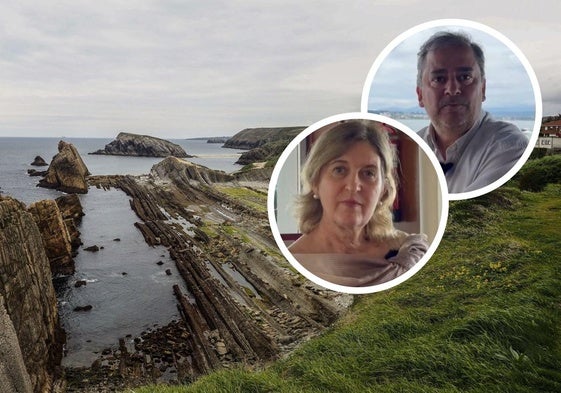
[1,0,560,138]
[366,24,536,116]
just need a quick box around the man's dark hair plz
[416,31,485,86]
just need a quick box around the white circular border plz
[360,18,543,201]
[267,112,450,295]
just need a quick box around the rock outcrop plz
[151,157,234,185]
[31,156,48,166]
[38,140,90,194]
[233,166,274,182]
[0,293,33,393]
[0,196,66,392]
[28,200,75,275]
[81,172,348,389]
[223,126,305,165]
[206,136,230,144]
[223,126,305,150]
[91,132,191,158]
[235,140,292,165]
[55,194,84,251]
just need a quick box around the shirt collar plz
[427,110,487,163]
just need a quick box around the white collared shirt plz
[418,111,529,194]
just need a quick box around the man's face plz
[416,45,486,137]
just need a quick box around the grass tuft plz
[124,185,561,393]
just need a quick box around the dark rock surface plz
[76,164,351,390]
[223,126,305,150]
[28,199,76,276]
[28,168,48,177]
[0,196,66,392]
[84,245,100,252]
[223,126,305,165]
[31,155,48,166]
[55,194,84,251]
[38,140,90,194]
[91,132,191,158]
[206,136,230,144]
[151,157,233,185]
[0,293,33,393]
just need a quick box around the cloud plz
[367,24,537,118]
[0,1,559,138]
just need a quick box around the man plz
[416,31,528,194]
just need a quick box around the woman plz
[288,119,428,287]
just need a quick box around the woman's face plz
[314,141,386,232]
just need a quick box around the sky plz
[366,24,536,117]
[1,0,560,139]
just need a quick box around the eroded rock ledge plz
[0,196,66,392]
[38,140,90,194]
[90,132,191,158]
[69,158,351,390]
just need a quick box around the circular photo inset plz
[268,113,448,294]
[361,19,542,200]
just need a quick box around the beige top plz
[292,234,429,287]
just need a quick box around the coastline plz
[63,159,351,391]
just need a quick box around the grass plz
[214,185,268,214]
[126,185,561,393]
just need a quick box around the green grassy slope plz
[128,185,561,393]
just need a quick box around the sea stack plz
[30,156,48,166]
[90,132,191,158]
[38,140,90,194]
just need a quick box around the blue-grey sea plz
[0,137,244,367]
[396,118,536,135]
[0,120,535,367]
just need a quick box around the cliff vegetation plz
[128,187,561,392]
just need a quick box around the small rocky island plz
[90,132,192,158]
[38,140,91,194]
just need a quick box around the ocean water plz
[0,137,244,367]
[396,118,536,134]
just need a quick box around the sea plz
[395,118,536,136]
[0,118,535,367]
[0,137,244,367]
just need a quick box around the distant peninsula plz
[206,136,230,144]
[224,126,306,165]
[90,132,192,158]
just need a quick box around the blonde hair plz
[295,119,399,241]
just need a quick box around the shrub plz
[517,155,561,191]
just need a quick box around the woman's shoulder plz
[287,233,312,254]
[385,230,429,253]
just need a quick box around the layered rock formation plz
[55,194,84,251]
[0,294,33,393]
[223,126,305,165]
[91,132,191,158]
[151,157,233,185]
[0,196,65,392]
[28,200,75,276]
[78,161,350,389]
[38,140,90,194]
[223,126,305,150]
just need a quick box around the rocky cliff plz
[151,157,234,185]
[38,140,90,194]
[28,200,76,276]
[0,196,65,392]
[55,194,84,251]
[91,132,191,158]
[0,293,33,393]
[223,126,305,150]
[223,126,305,165]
